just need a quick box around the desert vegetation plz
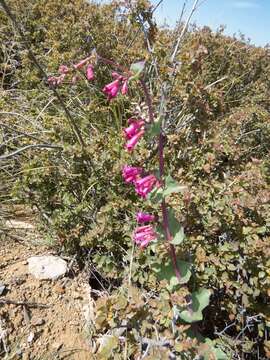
[0,0,270,358]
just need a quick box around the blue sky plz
[153,0,269,46]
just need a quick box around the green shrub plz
[1,0,270,357]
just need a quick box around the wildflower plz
[103,79,121,100]
[136,212,155,223]
[133,225,157,248]
[56,74,66,85]
[58,65,69,74]
[47,75,65,87]
[112,71,120,79]
[122,165,142,184]
[47,76,58,86]
[134,174,159,198]
[86,64,94,81]
[125,130,145,152]
[121,79,128,95]
[123,119,145,140]
[74,57,89,69]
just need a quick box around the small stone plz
[28,256,68,280]
[32,318,45,326]
[0,284,6,296]
[27,332,35,343]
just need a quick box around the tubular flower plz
[123,119,145,140]
[122,165,142,184]
[125,130,145,152]
[133,225,157,248]
[103,79,121,100]
[136,212,155,223]
[121,79,128,95]
[74,57,89,69]
[86,64,94,81]
[134,174,159,198]
[58,65,69,74]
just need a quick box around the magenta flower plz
[58,65,69,74]
[86,64,94,81]
[136,212,155,223]
[74,58,89,69]
[125,130,145,152]
[103,79,121,100]
[134,174,159,198]
[133,225,157,248]
[121,79,128,95]
[122,165,142,184]
[123,119,144,140]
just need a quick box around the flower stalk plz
[141,79,182,282]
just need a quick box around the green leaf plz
[168,208,185,245]
[153,259,192,291]
[147,118,162,138]
[204,339,228,360]
[129,60,145,80]
[147,186,164,203]
[97,335,118,358]
[179,288,211,323]
[163,175,187,197]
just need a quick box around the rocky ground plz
[0,217,94,359]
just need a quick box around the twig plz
[0,298,50,308]
[171,0,200,63]
[204,76,228,90]
[0,144,62,160]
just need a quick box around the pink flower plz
[112,71,120,79]
[103,79,121,100]
[134,174,159,198]
[48,74,65,87]
[122,165,142,184]
[58,65,69,74]
[133,225,157,248]
[123,119,144,140]
[121,79,128,95]
[86,64,94,81]
[56,74,66,85]
[74,58,89,69]
[136,212,155,223]
[125,130,145,152]
[47,76,58,86]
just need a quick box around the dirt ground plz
[0,218,94,360]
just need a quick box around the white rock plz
[28,256,67,280]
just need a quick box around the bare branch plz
[171,0,200,63]
[0,144,62,160]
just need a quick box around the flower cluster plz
[122,166,159,199]
[123,118,145,152]
[133,225,157,249]
[102,72,128,100]
[47,56,95,87]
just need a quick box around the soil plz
[0,217,93,360]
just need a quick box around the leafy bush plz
[1,0,270,357]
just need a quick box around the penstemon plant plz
[45,48,225,359]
